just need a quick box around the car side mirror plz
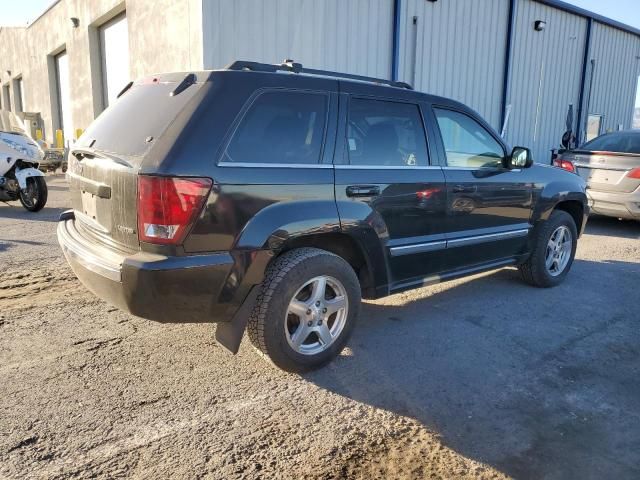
[508,147,533,169]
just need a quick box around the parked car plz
[38,147,68,173]
[58,61,588,372]
[555,130,640,220]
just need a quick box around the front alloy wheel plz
[545,225,572,276]
[519,210,578,287]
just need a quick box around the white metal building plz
[1,0,639,162]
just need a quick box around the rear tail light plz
[553,159,576,173]
[626,167,640,179]
[137,176,212,245]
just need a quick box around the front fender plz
[234,200,341,250]
[15,167,45,189]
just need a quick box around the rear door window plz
[223,90,328,165]
[347,98,429,167]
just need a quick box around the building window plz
[586,114,603,141]
[99,13,130,109]
[2,84,11,112]
[13,77,24,113]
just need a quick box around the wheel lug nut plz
[322,308,327,313]
[306,309,312,315]
[307,321,313,327]
[318,320,323,325]
[315,301,320,306]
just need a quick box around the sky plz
[0,0,639,28]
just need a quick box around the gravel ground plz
[1,174,639,479]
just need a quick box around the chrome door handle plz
[452,184,475,193]
[346,185,381,197]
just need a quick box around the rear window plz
[580,132,640,154]
[77,80,202,157]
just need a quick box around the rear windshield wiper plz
[170,73,196,97]
[72,146,133,168]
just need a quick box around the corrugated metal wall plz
[587,22,640,134]
[398,0,509,129]
[201,0,393,78]
[199,0,640,163]
[506,0,587,163]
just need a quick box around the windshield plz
[0,110,28,136]
[580,132,640,154]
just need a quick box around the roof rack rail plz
[225,59,413,90]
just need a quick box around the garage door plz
[100,13,130,108]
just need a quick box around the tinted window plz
[347,98,428,167]
[225,91,327,164]
[434,108,504,168]
[581,132,640,154]
[78,81,203,160]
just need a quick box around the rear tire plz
[247,247,361,373]
[19,176,48,212]
[519,210,577,287]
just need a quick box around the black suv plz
[58,61,588,372]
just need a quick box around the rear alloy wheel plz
[247,248,360,372]
[19,176,48,212]
[519,210,577,287]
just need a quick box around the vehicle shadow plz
[0,205,66,222]
[306,258,640,479]
[584,215,640,239]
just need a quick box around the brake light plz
[627,167,640,179]
[553,159,576,173]
[137,176,212,245]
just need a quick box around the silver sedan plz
[557,130,640,220]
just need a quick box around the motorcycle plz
[0,110,48,212]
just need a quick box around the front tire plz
[19,176,48,212]
[247,247,361,372]
[519,210,577,287]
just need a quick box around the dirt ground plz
[1,174,639,479]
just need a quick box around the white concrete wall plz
[0,0,203,144]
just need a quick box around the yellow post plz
[35,129,43,141]
[75,128,83,139]
[55,129,64,149]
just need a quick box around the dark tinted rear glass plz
[77,81,202,158]
[580,132,640,154]
[223,90,328,165]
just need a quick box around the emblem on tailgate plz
[117,225,135,235]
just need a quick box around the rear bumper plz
[587,187,640,220]
[57,213,264,324]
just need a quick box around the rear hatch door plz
[68,74,205,251]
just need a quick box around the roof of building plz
[20,0,640,38]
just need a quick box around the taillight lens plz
[626,167,640,179]
[137,176,212,245]
[553,159,576,173]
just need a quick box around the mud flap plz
[214,286,260,354]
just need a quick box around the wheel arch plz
[277,231,388,299]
